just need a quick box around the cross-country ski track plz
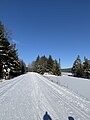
[0,72,90,120]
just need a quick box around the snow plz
[44,74,90,101]
[0,79,5,82]
[0,72,90,120]
[62,72,73,76]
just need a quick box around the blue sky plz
[0,0,90,68]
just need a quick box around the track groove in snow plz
[0,72,90,120]
[0,75,26,99]
[36,74,90,120]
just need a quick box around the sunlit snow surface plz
[44,73,90,101]
[0,72,90,120]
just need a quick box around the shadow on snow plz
[43,111,74,120]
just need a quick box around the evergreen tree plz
[33,55,40,73]
[20,60,26,74]
[9,44,21,78]
[33,55,47,74]
[38,56,47,74]
[83,57,90,78]
[36,55,40,62]
[0,22,11,79]
[30,61,36,72]
[0,21,4,39]
[0,21,22,79]
[47,55,54,74]
[72,55,83,77]
[0,21,4,78]
[30,55,61,76]
[53,60,61,76]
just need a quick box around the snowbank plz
[0,79,5,82]
[44,74,90,101]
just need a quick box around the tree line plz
[0,21,61,80]
[72,55,90,78]
[0,21,26,79]
[2,21,90,80]
[28,55,61,76]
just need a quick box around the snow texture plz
[0,72,90,120]
[44,74,90,101]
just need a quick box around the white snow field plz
[0,72,90,120]
[44,74,90,101]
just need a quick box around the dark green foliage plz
[72,55,90,79]
[0,21,25,79]
[31,55,48,74]
[8,44,21,78]
[0,22,10,79]
[0,32,9,78]
[30,55,61,76]
[72,55,83,77]
[46,55,54,73]
[53,60,61,76]
[20,60,26,74]
[0,21,4,39]
[37,56,47,74]
[83,57,90,78]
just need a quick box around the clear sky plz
[0,0,90,68]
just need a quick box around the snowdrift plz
[44,74,90,101]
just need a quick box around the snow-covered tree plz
[46,55,54,74]
[32,55,47,74]
[30,55,61,76]
[0,22,11,79]
[72,55,83,77]
[9,44,22,78]
[0,21,4,78]
[53,60,61,76]
[0,21,23,79]
[83,57,90,78]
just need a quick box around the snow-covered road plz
[0,72,90,120]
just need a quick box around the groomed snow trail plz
[0,72,90,120]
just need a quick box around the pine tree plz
[30,55,61,76]
[72,55,83,77]
[30,61,36,72]
[83,57,90,78]
[0,21,4,78]
[20,60,26,74]
[46,55,54,74]
[0,21,22,79]
[9,44,21,78]
[38,56,47,74]
[33,55,47,74]
[34,55,40,73]
[53,60,61,76]
[0,22,11,79]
